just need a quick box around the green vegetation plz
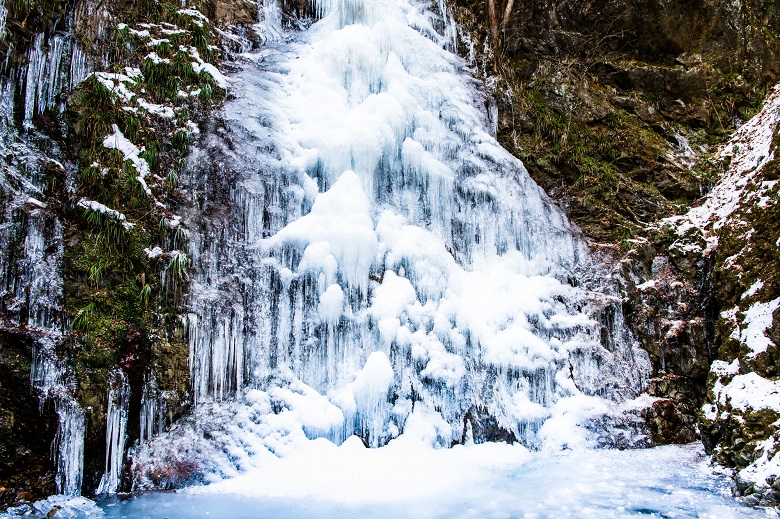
[497,81,677,242]
[63,6,226,415]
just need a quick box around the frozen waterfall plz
[134,0,651,483]
[0,25,90,494]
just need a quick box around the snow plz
[711,358,741,377]
[742,280,765,299]
[635,279,656,291]
[261,171,378,289]
[318,283,344,324]
[102,124,152,195]
[144,52,169,64]
[77,199,134,230]
[137,98,174,119]
[268,383,345,436]
[93,444,768,519]
[741,297,780,359]
[143,246,164,259]
[191,61,230,90]
[740,440,780,491]
[714,372,780,411]
[177,8,210,24]
[184,46,230,89]
[91,72,136,103]
[538,395,610,450]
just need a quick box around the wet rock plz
[462,407,517,445]
[0,331,57,508]
[642,398,698,445]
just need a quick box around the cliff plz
[448,0,780,503]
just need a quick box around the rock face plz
[693,88,780,504]
[0,331,57,508]
[452,0,779,241]
[0,0,248,505]
[449,0,780,496]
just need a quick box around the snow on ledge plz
[741,297,780,359]
[662,83,780,240]
[102,124,153,195]
[714,372,780,412]
[77,199,135,230]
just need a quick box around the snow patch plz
[102,124,152,195]
[742,279,765,299]
[715,372,780,411]
[741,297,780,359]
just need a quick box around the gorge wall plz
[447,0,780,503]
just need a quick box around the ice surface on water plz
[2,445,773,518]
[89,444,776,519]
[166,0,652,472]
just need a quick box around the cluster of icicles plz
[0,0,650,498]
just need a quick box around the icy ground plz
[8,443,776,518]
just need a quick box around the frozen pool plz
[14,442,774,519]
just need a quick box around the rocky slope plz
[448,0,780,502]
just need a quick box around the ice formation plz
[96,372,131,495]
[128,0,651,479]
[0,11,91,496]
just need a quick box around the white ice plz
[166,0,650,490]
[99,443,774,519]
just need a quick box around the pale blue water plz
[92,445,778,519]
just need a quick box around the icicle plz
[53,398,86,496]
[96,371,130,495]
[30,339,85,495]
[0,1,7,41]
[22,30,92,130]
[139,372,158,444]
[256,0,283,43]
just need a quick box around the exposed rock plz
[642,397,698,445]
[451,0,778,242]
[0,330,57,508]
[195,0,259,27]
[679,85,780,501]
[462,406,518,445]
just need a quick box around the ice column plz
[97,371,130,495]
[54,399,86,496]
[139,372,169,444]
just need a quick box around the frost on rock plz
[133,0,651,487]
[689,80,780,502]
